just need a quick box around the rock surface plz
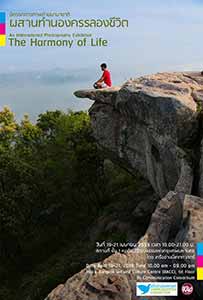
[45,192,203,300]
[75,72,202,197]
[45,72,203,300]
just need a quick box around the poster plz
[0,1,202,300]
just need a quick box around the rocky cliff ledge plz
[45,72,203,300]
[75,72,203,198]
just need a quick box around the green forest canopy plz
[0,107,141,300]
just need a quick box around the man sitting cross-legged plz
[94,63,112,89]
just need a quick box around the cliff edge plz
[45,72,203,300]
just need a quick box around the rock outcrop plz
[45,192,203,300]
[75,72,203,198]
[45,72,203,300]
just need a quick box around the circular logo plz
[181,283,194,295]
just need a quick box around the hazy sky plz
[1,0,203,120]
[0,0,203,79]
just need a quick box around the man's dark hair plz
[101,63,107,69]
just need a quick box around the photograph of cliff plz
[0,1,203,300]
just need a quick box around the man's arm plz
[96,75,104,84]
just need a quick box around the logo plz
[0,12,6,47]
[181,283,194,295]
[136,282,178,296]
[137,283,151,294]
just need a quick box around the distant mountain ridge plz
[0,68,93,87]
